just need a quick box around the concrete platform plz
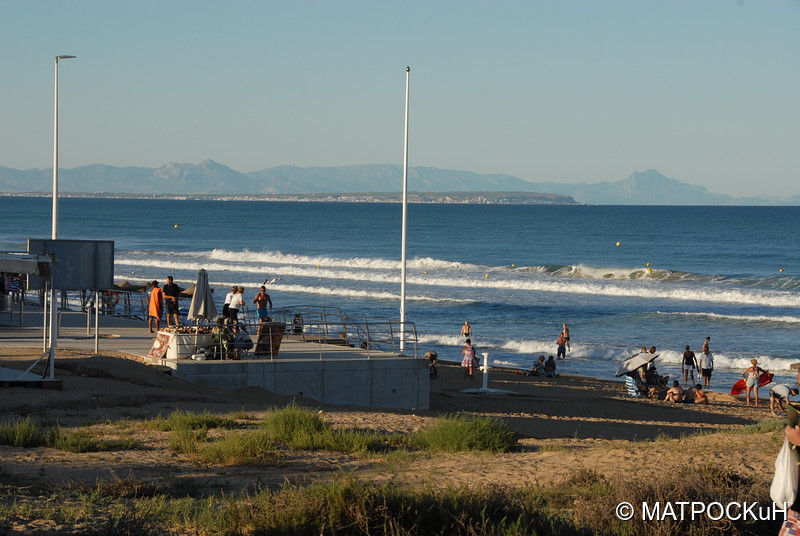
[0,304,429,410]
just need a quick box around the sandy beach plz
[0,346,783,499]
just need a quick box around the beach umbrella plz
[615,352,659,377]
[187,269,217,322]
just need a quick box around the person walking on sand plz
[460,321,472,340]
[742,358,766,407]
[461,338,477,380]
[556,333,567,360]
[561,323,571,352]
[253,285,273,321]
[699,349,714,387]
[147,280,163,334]
[162,275,181,327]
[681,345,699,386]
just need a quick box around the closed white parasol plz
[187,269,217,322]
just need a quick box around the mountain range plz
[0,161,796,205]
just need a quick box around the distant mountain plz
[0,162,795,205]
[524,170,738,205]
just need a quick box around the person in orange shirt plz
[148,280,163,334]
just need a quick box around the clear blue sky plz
[2,0,799,197]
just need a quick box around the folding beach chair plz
[625,375,643,398]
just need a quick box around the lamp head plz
[55,55,77,62]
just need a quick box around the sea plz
[1,197,799,391]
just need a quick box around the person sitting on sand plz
[461,339,477,380]
[770,384,799,417]
[645,363,668,388]
[665,380,684,403]
[742,358,766,407]
[694,384,709,404]
[526,355,545,376]
[544,355,558,377]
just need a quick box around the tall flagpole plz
[50,54,76,378]
[400,66,410,354]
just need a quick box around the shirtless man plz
[460,321,472,339]
[556,333,568,360]
[561,323,571,352]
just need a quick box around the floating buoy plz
[423,271,428,274]
[173,224,179,229]
[645,262,650,267]
[647,268,652,273]
[485,273,489,279]
[615,242,621,247]
[316,265,321,269]
[780,268,784,273]
[511,264,515,268]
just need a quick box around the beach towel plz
[148,288,163,319]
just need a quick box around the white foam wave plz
[657,311,800,325]
[206,249,471,271]
[116,256,800,308]
[653,349,796,372]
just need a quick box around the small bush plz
[414,414,517,452]
[261,402,328,442]
[198,430,277,465]
[0,417,45,447]
[169,427,206,454]
[146,410,236,432]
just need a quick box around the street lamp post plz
[49,54,76,378]
[52,55,76,240]
[399,66,410,354]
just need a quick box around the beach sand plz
[0,347,783,498]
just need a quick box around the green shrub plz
[146,410,236,432]
[0,417,45,447]
[197,430,277,465]
[261,401,328,442]
[169,427,207,454]
[414,414,517,452]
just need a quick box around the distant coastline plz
[0,191,580,205]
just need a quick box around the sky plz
[2,0,799,198]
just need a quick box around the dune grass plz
[413,413,517,453]
[144,409,237,432]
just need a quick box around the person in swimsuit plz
[556,333,567,360]
[742,358,766,407]
[460,321,472,340]
[702,336,711,354]
[561,323,571,352]
[681,345,698,386]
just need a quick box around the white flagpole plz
[400,66,410,354]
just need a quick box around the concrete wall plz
[167,358,430,410]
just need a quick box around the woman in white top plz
[228,287,245,322]
[222,285,236,318]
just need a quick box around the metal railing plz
[269,305,420,358]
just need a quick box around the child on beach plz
[693,384,709,404]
